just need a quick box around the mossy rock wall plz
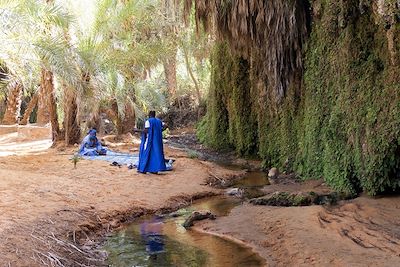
[198,0,400,195]
[197,42,258,155]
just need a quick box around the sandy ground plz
[2,126,400,266]
[196,194,400,266]
[0,129,243,266]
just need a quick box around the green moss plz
[301,0,400,194]
[197,42,257,155]
[200,0,400,195]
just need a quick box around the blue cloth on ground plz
[82,150,140,165]
[138,117,167,173]
[82,150,173,169]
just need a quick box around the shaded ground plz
[167,128,261,169]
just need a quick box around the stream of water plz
[103,172,269,267]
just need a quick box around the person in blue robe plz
[79,128,107,156]
[137,111,167,174]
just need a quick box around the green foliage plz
[0,0,75,92]
[201,0,400,195]
[187,150,199,159]
[299,0,400,195]
[197,42,257,154]
[162,127,170,139]
[70,153,82,169]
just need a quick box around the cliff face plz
[198,0,400,194]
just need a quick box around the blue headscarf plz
[88,129,97,136]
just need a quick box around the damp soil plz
[166,129,261,170]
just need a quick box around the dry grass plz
[183,0,309,103]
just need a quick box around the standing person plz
[137,111,167,174]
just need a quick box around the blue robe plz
[138,117,167,173]
[79,134,106,156]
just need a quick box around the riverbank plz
[0,139,245,266]
[195,195,400,266]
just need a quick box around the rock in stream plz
[182,210,217,228]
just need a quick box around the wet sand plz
[195,196,400,266]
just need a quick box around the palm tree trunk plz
[37,70,50,125]
[182,46,202,119]
[121,102,136,134]
[163,50,177,99]
[2,81,22,125]
[161,0,178,100]
[109,100,136,135]
[38,68,60,141]
[182,46,201,102]
[0,99,5,121]
[63,87,80,145]
[110,100,123,135]
[32,0,61,141]
[20,93,38,125]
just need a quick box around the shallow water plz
[232,171,270,199]
[233,171,270,188]
[104,172,268,267]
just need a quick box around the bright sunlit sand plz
[0,125,52,156]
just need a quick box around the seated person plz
[79,129,107,156]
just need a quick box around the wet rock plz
[250,191,356,207]
[182,210,216,228]
[169,208,190,218]
[268,167,279,178]
[242,188,267,199]
[226,188,244,197]
[250,191,310,207]
[267,168,279,184]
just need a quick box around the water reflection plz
[104,171,268,267]
[140,216,165,260]
[191,196,242,216]
[234,172,270,188]
[104,215,208,267]
[104,206,265,267]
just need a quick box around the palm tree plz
[20,92,38,124]
[75,0,176,134]
[2,79,22,124]
[161,0,180,100]
[0,0,75,139]
[182,0,308,103]
[1,0,206,144]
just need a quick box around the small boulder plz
[226,188,244,197]
[250,191,356,207]
[268,167,279,178]
[182,210,216,228]
[268,167,279,184]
